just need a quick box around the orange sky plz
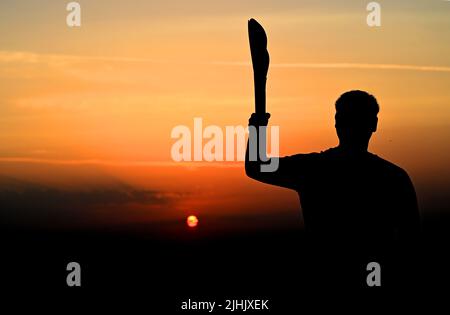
[1,0,449,229]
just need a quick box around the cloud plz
[209,61,450,73]
[0,175,186,227]
[0,157,242,168]
[0,50,167,66]
[1,50,450,73]
[0,186,172,208]
[0,174,183,207]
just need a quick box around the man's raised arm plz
[245,19,297,189]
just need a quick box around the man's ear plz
[372,117,378,132]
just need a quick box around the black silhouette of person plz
[245,20,420,253]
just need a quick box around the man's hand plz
[249,113,271,127]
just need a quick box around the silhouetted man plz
[245,20,420,252]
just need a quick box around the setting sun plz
[187,215,199,228]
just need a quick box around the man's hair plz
[335,90,379,117]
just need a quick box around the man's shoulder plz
[283,149,411,178]
[282,147,347,163]
[280,149,335,170]
[368,153,410,179]
[282,152,321,162]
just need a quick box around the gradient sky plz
[1,0,449,231]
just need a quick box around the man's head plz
[335,90,379,151]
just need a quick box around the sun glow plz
[187,215,199,228]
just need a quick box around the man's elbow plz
[245,160,260,180]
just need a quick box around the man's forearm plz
[245,118,279,176]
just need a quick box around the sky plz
[0,0,449,232]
